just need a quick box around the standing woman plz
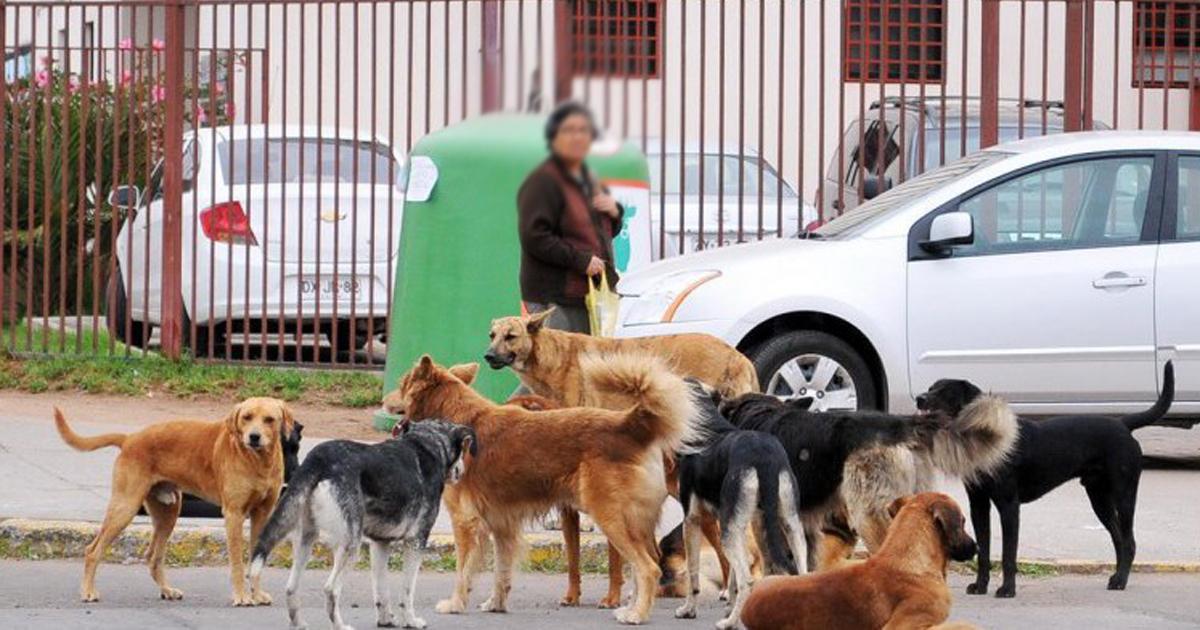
[517,102,623,333]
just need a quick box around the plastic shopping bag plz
[586,269,620,338]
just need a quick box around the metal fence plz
[2,0,1198,366]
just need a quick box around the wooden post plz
[160,2,185,359]
[980,0,1000,147]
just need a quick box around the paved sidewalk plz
[2,411,1198,565]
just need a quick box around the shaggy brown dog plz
[740,493,977,630]
[486,309,758,605]
[53,399,295,606]
[384,353,698,625]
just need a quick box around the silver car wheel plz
[766,353,858,411]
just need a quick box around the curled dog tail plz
[930,395,1019,483]
[1123,361,1174,431]
[249,466,319,578]
[53,407,126,451]
[755,469,797,575]
[579,352,702,454]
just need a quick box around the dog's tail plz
[579,351,702,454]
[249,465,319,578]
[1122,361,1174,431]
[756,469,798,575]
[53,407,126,451]
[929,395,1019,483]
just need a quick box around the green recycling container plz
[374,113,653,431]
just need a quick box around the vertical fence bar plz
[1083,0,1095,130]
[482,0,501,112]
[554,0,572,104]
[981,0,1001,148]
[1064,0,1085,131]
[161,1,186,360]
[678,0,686,255]
[0,4,6,347]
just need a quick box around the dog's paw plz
[478,596,506,613]
[994,584,1016,599]
[674,603,697,619]
[559,591,581,607]
[614,606,646,625]
[598,594,622,609]
[717,588,730,602]
[251,590,273,606]
[715,616,742,630]
[966,582,987,595]
[1107,574,1128,591]
[402,615,427,629]
[232,593,256,607]
[159,586,184,601]
[435,599,465,615]
[81,590,100,603]
[376,613,397,628]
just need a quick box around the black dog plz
[916,361,1174,598]
[671,382,807,630]
[250,419,476,630]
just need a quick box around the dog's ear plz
[224,401,243,435]
[930,500,963,535]
[413,354,436,379]
[448,362,480,385]
[526,308,554,333]
[279,403,296,437]
[887,496,910,519]
[454,425,478,457]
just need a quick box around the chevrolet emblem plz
[320,210,346,223]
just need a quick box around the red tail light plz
[199,201,258,246]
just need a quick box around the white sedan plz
[616,131,1195,419]
[107,125,405,354]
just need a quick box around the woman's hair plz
[544,101,599,146]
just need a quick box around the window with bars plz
[571,0,661,79]
[1134,1,1200,88]
[843,0,946,84]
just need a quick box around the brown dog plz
[53,399,294,606]
[486,309,759,605]
[385,353,697,625]
[740,492,977,630]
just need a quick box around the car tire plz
[748,330,878,411]
[105,262,150,348]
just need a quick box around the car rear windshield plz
[218,137,403,187]
[814,150,1012,238]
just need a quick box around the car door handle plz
[1092,273,1147,289]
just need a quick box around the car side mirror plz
[107,185,142,210]
[921,212,974,253]
[862,173,893,200]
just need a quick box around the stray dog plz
[720,393,1016,569]
[249,419,476,630]
[487,309,757,605]
[740,493,978,630]
[384,353,699,625]
[916,361,1175,597]
[53,399,296,605]
[672,381,807,629]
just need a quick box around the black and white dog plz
[250,420,476,630]
[916,361,1174,598]
[673,381,807,630]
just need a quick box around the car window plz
[954,155,1154,255]
[648,153,794,199]
[816,150,1011,238]
[219,138,401,187]
[848,120,902,189]
[1175,156,1200,239]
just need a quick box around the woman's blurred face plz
[551,113,593,166]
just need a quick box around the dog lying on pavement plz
[740,493,978,630]
[53,398,296,606]
[249,419,476,630]
[916,361,1175,598]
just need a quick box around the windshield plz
[815,150,1012,238]
[219,137,403,187]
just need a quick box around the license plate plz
[299,276,362,297]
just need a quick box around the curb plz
[3,518,1198,576]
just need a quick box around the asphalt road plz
[1,561,1198,629]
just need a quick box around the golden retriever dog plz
[383,353,698,625]
[740,493,978,630]
[486,309,759,605]
[53,398,294,606]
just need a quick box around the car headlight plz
[623,270,721,326]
